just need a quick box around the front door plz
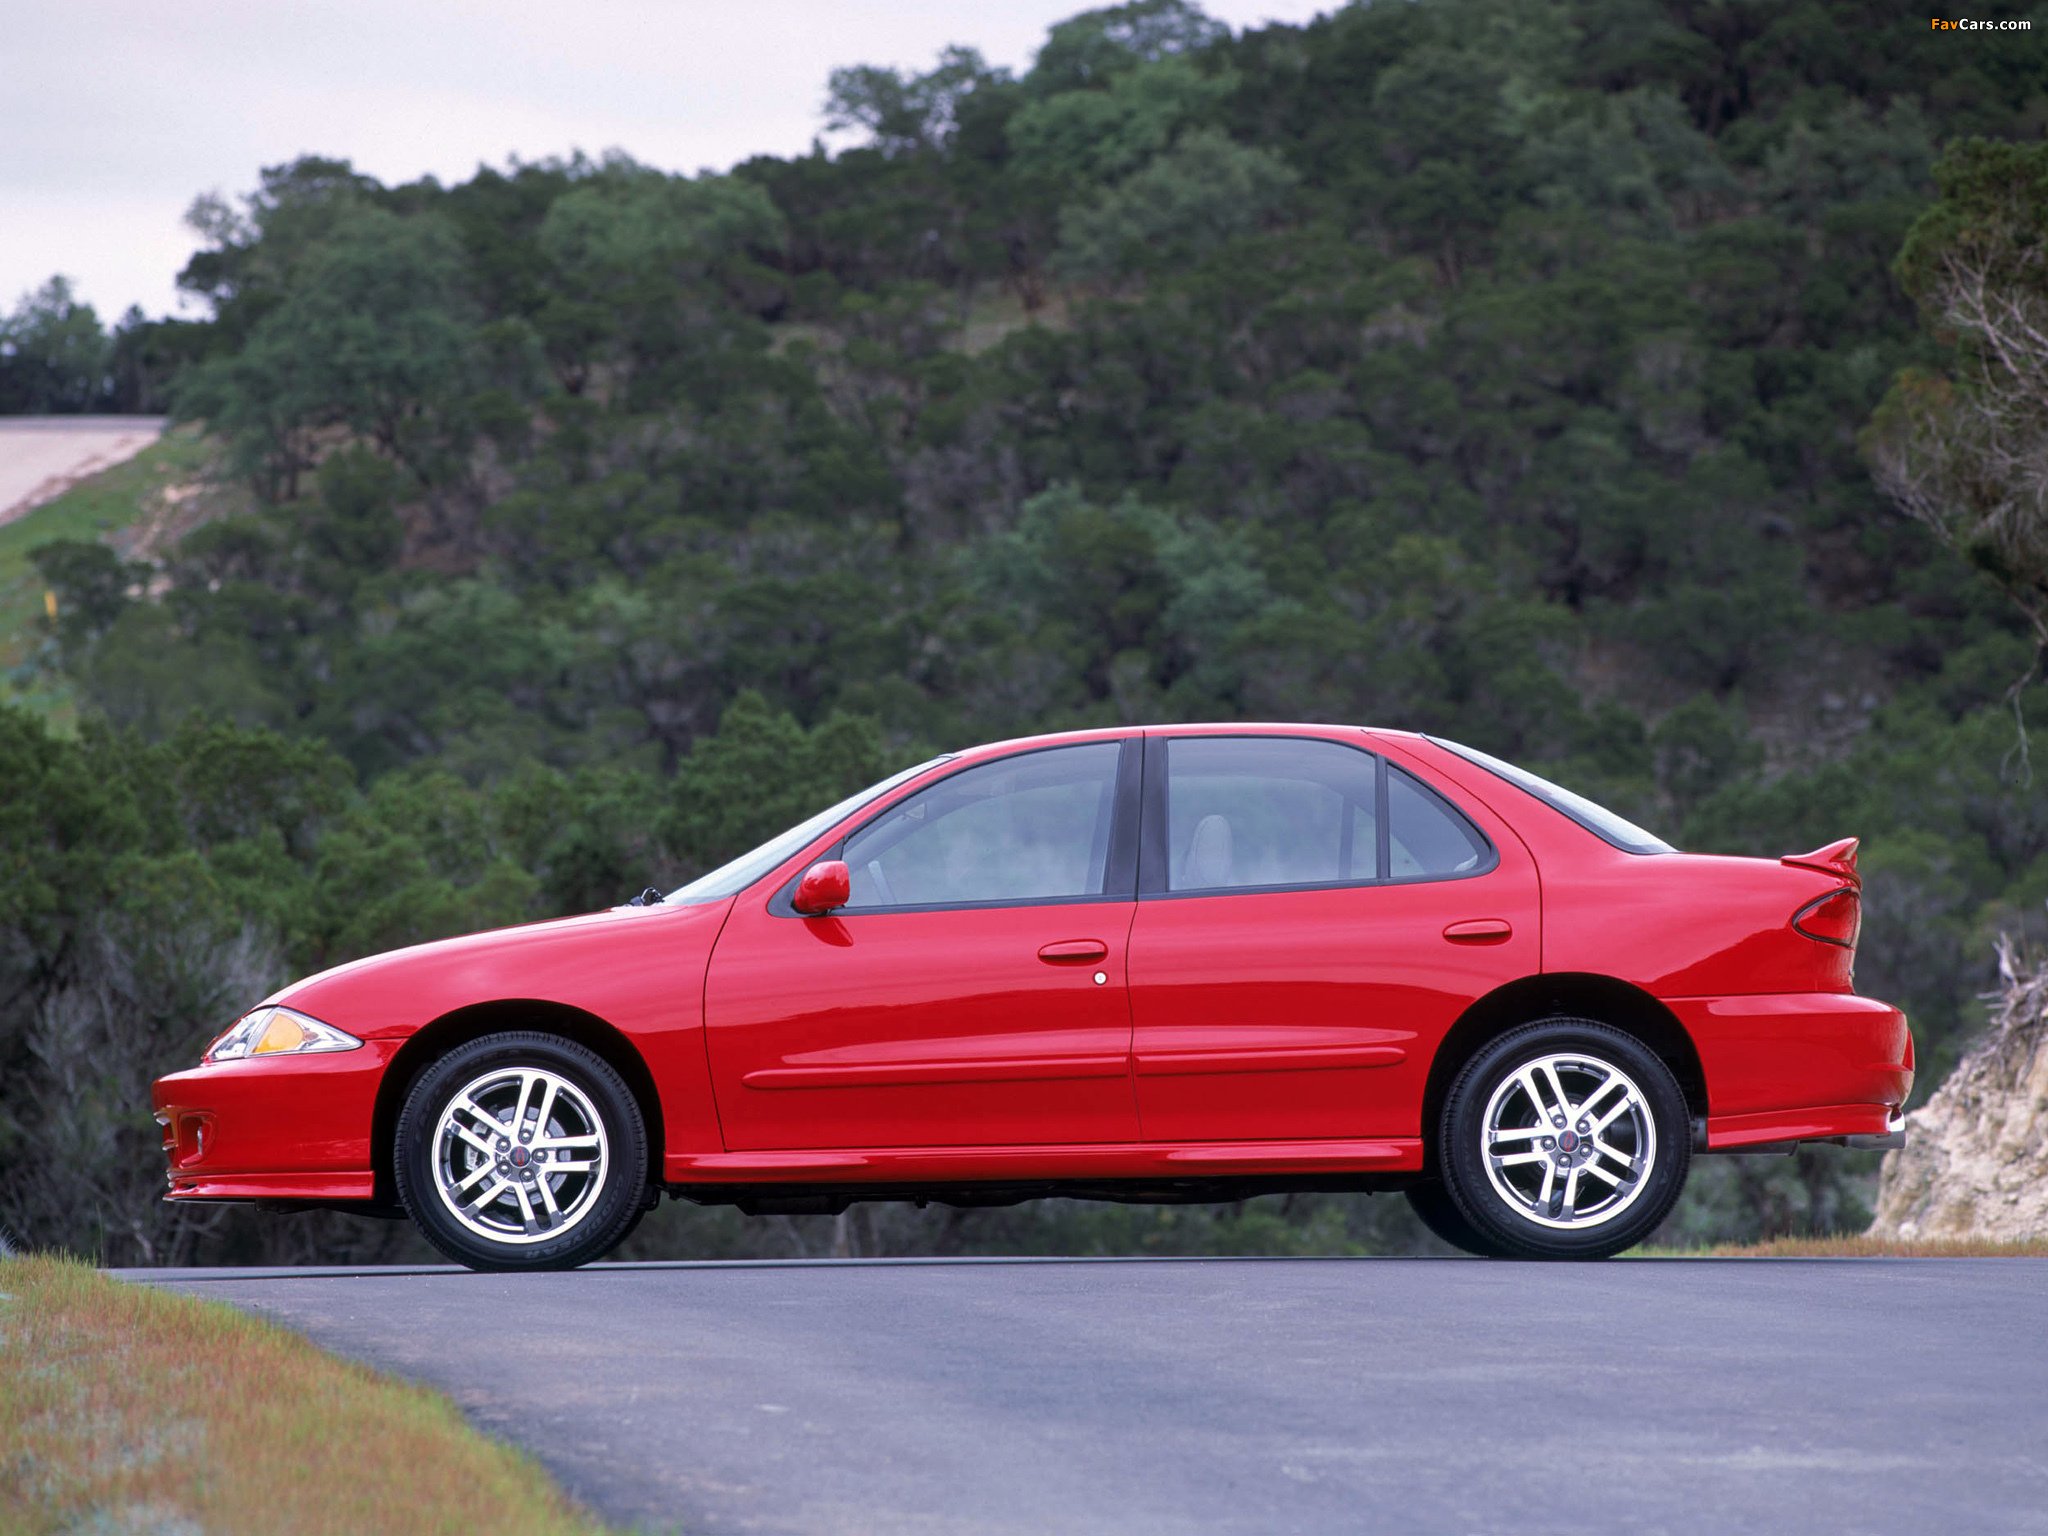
[704,738,1142,1150]
[1128,733,1540,1142]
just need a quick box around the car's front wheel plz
[394,1032,649,1271]
[1437,1018,1690,1260]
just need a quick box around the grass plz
[0,1254,610,1536]
[1641,1235,2048,1258]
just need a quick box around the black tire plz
[1404,1179,1511,1257]
[395,1031,650,1272]
[1438,1018,1690,1261]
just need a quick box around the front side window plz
[840,742,1122,909]
[665,756,949,905]
[1163,736,1380,892]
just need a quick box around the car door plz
[1127,732,1540,1142]
[703,738,1142,1150]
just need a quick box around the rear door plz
[703,739,1142,1150]
[1127,733,1540,1142]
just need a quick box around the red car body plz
[153,725,1912,1220]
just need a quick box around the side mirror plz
[793,859,851,915]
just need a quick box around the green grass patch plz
[0,1254,610,1535]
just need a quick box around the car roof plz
[943,722,1413,767]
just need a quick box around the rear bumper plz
[1666,991,1913,1150]
[1838,1112,1907,1152]
[1696,1105,1906,1155]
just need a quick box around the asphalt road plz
[132,1257,2048,1535]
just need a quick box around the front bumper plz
[152,1041,395,1203]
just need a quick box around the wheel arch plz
[370,999,665,1207]
[1420,973,1707,1170]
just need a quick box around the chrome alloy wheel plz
[432,1067,610,1245]
[1480,1052,1656,1231]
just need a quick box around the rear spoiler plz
[1781,837,1859,886]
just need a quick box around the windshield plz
[1426,737,1674,856]
[661,757,951,906]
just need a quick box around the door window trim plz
[768,737,1144,917]
[1137,733,1499,901]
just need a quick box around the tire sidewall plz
[395,1032,648,1272]
[1440,1019,1690,1260]
[1404,1178,1512,1258]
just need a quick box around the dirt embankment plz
[1871,938,2048,1242]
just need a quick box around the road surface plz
[0,414,164,523]
[133,1257,2048,1535]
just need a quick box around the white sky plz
[2,0,1338,323]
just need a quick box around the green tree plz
[177,204,475,496]
[665,691,894,871]
[0,277,108,413]
[825,46,1008,158]
[1867,139,2048,713]
[1054,128,1296,282]
[1007,56,1232,186]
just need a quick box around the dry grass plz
[0,1254,609,1535]
[1642,1235,2048,1258]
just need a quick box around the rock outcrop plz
[1870,938,2048,1241]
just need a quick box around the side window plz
[1388,766,1491,878]
[840,742,1121,909]
[1165,737,1379,892]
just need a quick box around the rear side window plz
[1426,736,1674,855]
[1388,767,1492,878]
[1164,736,1379,891]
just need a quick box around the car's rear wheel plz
[1403,1178,1511,1257]
[395,1032,649,1272]
[1437,1018,1689,1260]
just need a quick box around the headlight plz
[204,1006,362,1063]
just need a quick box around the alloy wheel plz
[431,1066,611,1245]
[1479,1050,1655,1231]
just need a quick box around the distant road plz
[0,415,165,524]
[135,1257,2048,1535]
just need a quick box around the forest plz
[3,0,2046,1264]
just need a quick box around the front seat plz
[1183,814,1234,889]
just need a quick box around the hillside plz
[3,0,2046,1263]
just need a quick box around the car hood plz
[268,898,736,1042]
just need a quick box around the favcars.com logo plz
[1931,15,2032,25]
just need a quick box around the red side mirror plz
[793,859,851,915]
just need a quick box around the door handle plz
[1038,939,1109,964]
[1443,919,1512,944]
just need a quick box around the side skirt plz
[663,1136,1423,1208]
[672,1172,1424,1217]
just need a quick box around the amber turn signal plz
[203,1005,363,1064]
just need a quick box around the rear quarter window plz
[1388,766,1495,878]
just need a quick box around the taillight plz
[1793,888,1860,948]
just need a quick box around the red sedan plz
[153,725,1910,1266]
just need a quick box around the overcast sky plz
[3,0,1337,323]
